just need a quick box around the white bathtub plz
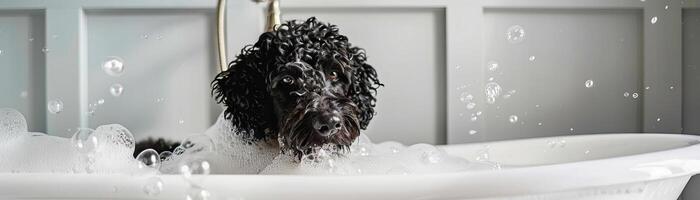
[1,133,700,200]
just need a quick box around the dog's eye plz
[281,76,294,85]
[329,71,339,82]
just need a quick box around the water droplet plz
[528,56,536,61]
[569,128,574,132]
[470,116,478,122]
[488,77,495,81]
[71,128,99,153]
[651,16,658,24]
[506,25,525,43]
[142,34,149,40]
[102,57,125,77]
[538,122,543,126]
[509,115,519,123]
[459,92,474,103]
[656,117,662,122]
[645,86,651,90]
[143,177,163,196]
[665,5,669,10]
[623,92,630,98]
[97,99,105,105]
[484,82,502,104]
[466,102,476,110]
[476,111,482,116]
[28,37,34,42]
[41,47,49,53]
[47,99,64,114]
[469,130,477,135]
[585,80,594,88]
[136,149,161,170]
[535,104,541,108]
[632,93,639,99]
[178,120,185,124]
[110,84,124,97]
[487,61,499,71]
[0,49,3,55]
[669,86,675,90]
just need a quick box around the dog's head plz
[212,17,382,157]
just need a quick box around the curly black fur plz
[212,17,382,156]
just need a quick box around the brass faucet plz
[216,0,281,72]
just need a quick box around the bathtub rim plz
[1,133,699,199]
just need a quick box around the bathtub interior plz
[441,134,700,167]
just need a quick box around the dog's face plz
[212,17,382,158]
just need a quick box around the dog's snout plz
[313,112,342,137]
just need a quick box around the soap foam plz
[0,108,491,176]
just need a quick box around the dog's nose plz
[313,112,342,137]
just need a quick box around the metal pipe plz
[216,0,228,72]
[265,0,281,32]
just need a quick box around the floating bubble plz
[509,115,518,123]
[97,99,105,105]
[645,86,651,90]
[459,92,474,103]
[470,116,478,122]
[159,151,173,162]
[47,99,64,114]
[623,92,630,98]
[669,86,675,90]
[28,37,34,42]
[466,102,476,110]
[0,49,3,55]
[585,80,594,88]
[110,84,124,97]
[178,120,185,125]
[487,61,499,71]
[41,47,50,53]
[538,122,543,126]
[650,16,658,24]
[506,25,525,43]
[632,93,639,99]
[70,128,99,153]
[180,135,216,155]
[136,149,161,170]
[570,128,575,133]
[656,117,662,122]
[143,177,163,196]
[665,5,669,10]
[102,57,125,77]
[484,82,502,104]
[528,56,536,62]
[0,108,28,138]
[469,130,477,135]
[94,124,135,154]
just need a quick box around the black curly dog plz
[135,17,382,159]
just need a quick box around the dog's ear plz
[347,47,383,130]
[212,41,277,139]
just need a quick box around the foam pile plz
[1,108,493,176]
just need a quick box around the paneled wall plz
[0,0,698,197]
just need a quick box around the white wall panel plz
[85,10,220,141]
[470,9,644,142]
[283,7,447,145]
[0,10,46,132]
